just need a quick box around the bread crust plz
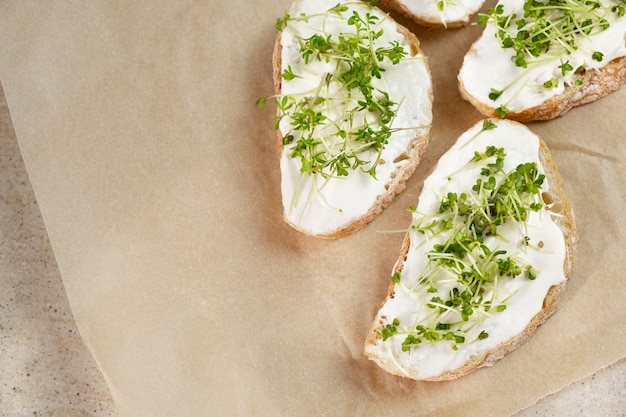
[379,0,484,29]
[458,43,626,122]
[272,5,433,239]
[364,128,578,381]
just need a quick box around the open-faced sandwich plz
[458,0,626,121]
[259,0,433,238]
[365,119,577,380]
[378,0,487,28]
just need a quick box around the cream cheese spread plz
[396,0,485,26]
[459,0,626,113]
[278,0,432,236]
[368,119,567,379]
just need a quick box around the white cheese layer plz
[278,0,432,236]
[459,0,626,113]
[369,119,567,380]
[395,0,485,26]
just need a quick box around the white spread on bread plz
[277,0,432,237]
[459,0,626,114]
[366,119,567,380]
[386,0,485,27]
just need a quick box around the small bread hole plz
[542,192,554,205]
[394,152,409,163]
[550,202,563,213]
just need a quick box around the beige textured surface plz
[1,83,624,416]
[0,1,625,416]
[0,84,118,416]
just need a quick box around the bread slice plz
[269,0,433,239]
[365,119,577,381]
[378,0,486,28]
[458,0,626,122]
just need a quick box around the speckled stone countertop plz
[0,82,624,416]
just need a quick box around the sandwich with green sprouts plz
[365,119,577,380]
[458,0,626,121]
[258,0,433,238]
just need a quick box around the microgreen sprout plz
[460,119,499,150]
[434,0,463,18]
[495,105,508,118]
[381,145,546,351]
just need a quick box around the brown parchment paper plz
[0,1,624,416]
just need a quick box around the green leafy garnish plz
[543,77,558,89]
[558,60,573,76]
[282,65,299,81]
[476,0,622,114]
[481,119,498,131]
[380,318,400,341]
[478,0,614,66]
[258,2,427,211]
[488,88,504,101]
[383,145,546,351]
[495,105,508,118]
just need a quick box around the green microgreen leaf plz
[482,119,498,131]
[282,65,298,81]
[612,4,625,16]
[495,105,508,118]
[255,96,267,109]
[276,14,289,32]
[380,318,400,341]
[543,78,558,89]
[559,60,574,76]
[489,88,504,101]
